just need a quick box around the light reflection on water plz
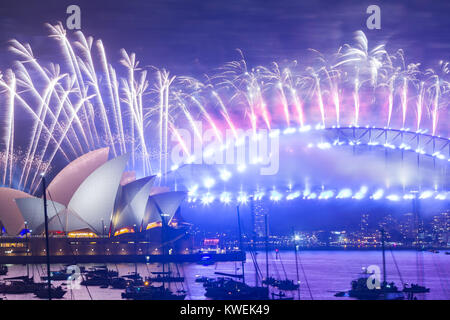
[1,250,448,300]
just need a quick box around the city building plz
[430,212,449,246]
[251,199,267,238]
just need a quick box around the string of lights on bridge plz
[161,124,450,205]
[166,124,450,175]
[185,183,449,206]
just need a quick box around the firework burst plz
[0,25,448,193]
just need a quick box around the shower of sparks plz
[0,26,448,193]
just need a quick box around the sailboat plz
[122,284,186,300]
[0,177,66,299]
[34,285,67,299]
[111,229,146,289]
[122,199,186,300]
[146,271,184,283]
[41,266,75,281]
[214,271,244,279]
[203,205,268,300]
[0,275,46,294]
[0,227,46,294]
[0,265,7,276]
[204,276,269,300]
[37,175,67,299]
[402,283,430,294]
[337,229,404,300]
[261,215,299,293]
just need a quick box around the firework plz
[0,25,448,194]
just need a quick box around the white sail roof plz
[112,176,156,231]
[46,148,109,206]
[0,187,31,235]
[42,208,94,234]
[143,197,162,226]
[144,191,186,225]
[68,153,129,234]
[14,197,65,233]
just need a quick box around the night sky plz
[0,0,449,232]
[0,0,449,74]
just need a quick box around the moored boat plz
[0,265,8,276]
[80,275,110,286]
[348,277,404,300]
[339,229,411,300]
[122,284,186,300]
[145,273,184,283]
[0,276,46,294]
[34,285,67,299]
[403,283,430,293]
[195,276,211,283]
[204,277,269,300]
[275,279,300,291]
[41,270,70,281]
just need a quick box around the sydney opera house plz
[0,148,193,262]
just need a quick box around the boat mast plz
[264,213,269,284]
[134,224,138,276]
[25,221,29,279]
[293,227,301,299]
[236,205,245,284]
[160,214,166,290]
[41,174,52,300]
[155,201,171,291]
[381,228,386,286]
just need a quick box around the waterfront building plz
[0,148,192,261]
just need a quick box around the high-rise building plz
[251,200,267,238]
[431,212,449,246]
[399,212,416,244]
[360,213,369,233]
[378,214,398,240]
[379,214,397,229]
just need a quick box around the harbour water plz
[1,250,448,300]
